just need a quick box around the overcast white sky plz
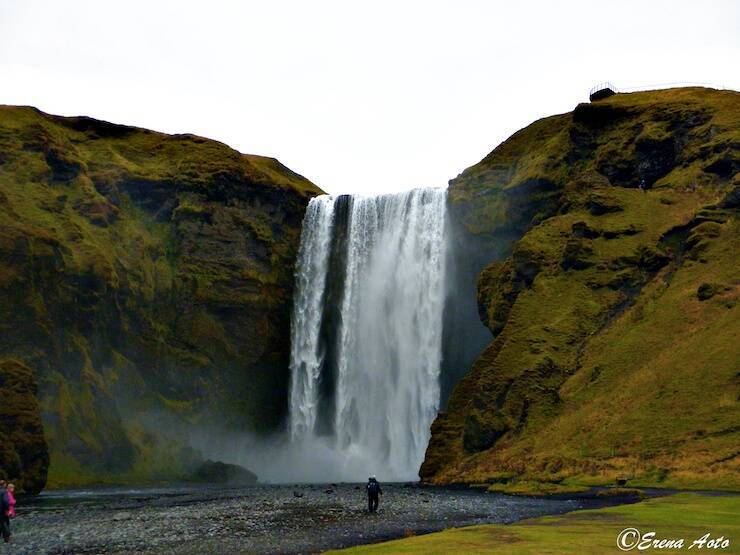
[1,1,738,194]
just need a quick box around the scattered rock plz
[193,460,258,485]
[586,193,623,215]
[571,221,600,239]
[697,282,722,301]
[561,238,594,270]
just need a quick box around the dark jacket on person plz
[366,478,382,497]
[0,488,9,542]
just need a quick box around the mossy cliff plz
[0,105,322,489]
[0,359,49,494]
[422,87,739,491]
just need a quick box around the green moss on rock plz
[0,359,49,494]
[0,105,323,489]
[422,87,740,491]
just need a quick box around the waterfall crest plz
[289,188,447,481]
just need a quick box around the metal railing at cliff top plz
[590,81,729,97]
[590,82,616,96]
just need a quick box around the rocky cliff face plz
[0,359,49,494]
[0,106,322,489]
[422,87,739,491]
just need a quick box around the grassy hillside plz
[422,88,739,491]
[330,493,740,554]
[0,105,322,489]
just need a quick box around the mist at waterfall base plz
[192,187,490,484]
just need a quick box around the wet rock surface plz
[8,483,640,554]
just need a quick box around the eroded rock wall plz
[0,106,322,487]
[423,88,739,491]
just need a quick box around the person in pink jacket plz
[5,484,15,518]
[1,482,15,543]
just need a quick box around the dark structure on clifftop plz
[589,82,617,101]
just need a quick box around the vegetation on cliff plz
[422,87,739,491]
[0,359,49,493]
[0,105,322,489]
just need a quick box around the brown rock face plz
[0,105,323,487]
[0,359,49,494]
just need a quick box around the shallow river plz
[7,483,644,554]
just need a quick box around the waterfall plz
[288,195,336,438]
[288,188,447,481]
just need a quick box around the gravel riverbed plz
[3,483,644,554]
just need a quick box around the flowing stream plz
[289,188,447,480]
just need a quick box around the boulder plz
[193,460,258,485]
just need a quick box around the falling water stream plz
[289,188,447,481]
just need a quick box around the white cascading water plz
[288,195,336,438]
[289,188,447,481]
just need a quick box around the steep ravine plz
[422,87,739,492]
[0,106,322,491]
[2,88,737,494]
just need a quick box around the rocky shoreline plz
[6,483,648,554]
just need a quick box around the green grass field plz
[329,494,739,554]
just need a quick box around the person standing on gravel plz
[0,481,13,543]
[366,475,382,513]
[0,481,7,529]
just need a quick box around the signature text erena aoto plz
[617,529,731,551]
